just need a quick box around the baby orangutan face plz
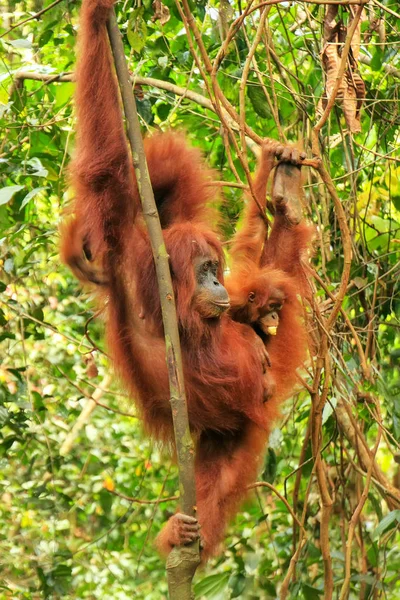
[247,287,285,337]
[258,309,280,336]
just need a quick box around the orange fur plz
[227,144,314,414]
[61,0,288,562]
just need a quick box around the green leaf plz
[127,30,146,53]
[38,29,53,47]
[32,392,46,413]
[322,396,337,424]
[370,48,383,71]
[367,540,379,567]
[30,131,59,156]
[52,563,72,579]
[248,84,270,119]
[127,8,147,53]
[0,186,24,206]
[302,584,323,599]
[8,38,32,48]
[136,98,154,125]
[2,435,18,450]
[260,580,277,595]
[99,489,113,514]
[20,187,48,210]
[262,447,277,484]
[26,158,48,178]
[0,406,9,427]
[194,572,230,597]
[0,333,15,341]
[372,511,400,539]
[55,83,74,108]
[157,103,172,120]
[229,573,246,598]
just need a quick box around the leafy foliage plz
[1,0,399,598]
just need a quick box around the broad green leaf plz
[55,82,74,108]
[26,158,48,178]
[247,84,270,119]
[322,396,337,424]
[127,8,147,53]
[20,187,48,210]
[38,29,53,47]
[370,47,384,71]
[229,573,246,598]
[0,186,24,206]
[7,39,32,48]
[262,447,277,483]
[372,510,400,539]
[194,573,230,597]
[367,539,379,567]
[0,406,9,427]
[302,584,323,599]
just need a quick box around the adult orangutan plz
[61,0,311,560]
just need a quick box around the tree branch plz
[0,0,69,38]
[11,70,321,169]
[106,9,200,596]
[60,374,112,457]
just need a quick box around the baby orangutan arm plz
[227,143,311,407]
[229,140,286,269]
[261,159,314,282]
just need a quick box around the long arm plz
[259,163,313,402]
[228,153,313,411]
[229,140,279,269]
[62,0,220,274]
[64,0,136,272]
[261,162,314,296]
[61,0,172,419]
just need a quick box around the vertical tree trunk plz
[106,10,200,599]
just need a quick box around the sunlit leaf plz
[20,187,48,210]
[194,573,230,597]
[7,39,32,48]
[372,511,400,539]
[0,186,24,206]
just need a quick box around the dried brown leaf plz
[151,0,170,25]
[317,5,366,133]
[342,79,360,133]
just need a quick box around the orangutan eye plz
[248,292,255,302]
[202,262,210,273]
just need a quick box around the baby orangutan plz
[226,140,314,405]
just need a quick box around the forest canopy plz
[0,0,399,598]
